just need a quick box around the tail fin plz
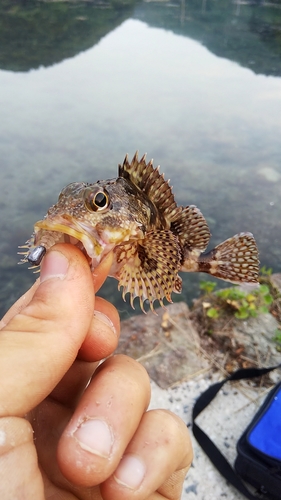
[197,232,259,284]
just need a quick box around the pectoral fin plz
[116,230,182,311]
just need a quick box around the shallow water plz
[1,0,281,319]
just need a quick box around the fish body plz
[20,153,259,311]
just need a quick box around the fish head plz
[25,176,155,268]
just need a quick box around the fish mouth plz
[26,215,110,267]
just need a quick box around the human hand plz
[0,244,192,499]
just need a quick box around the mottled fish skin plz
[19,152,260,311]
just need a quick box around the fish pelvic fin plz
[181,232,259,284]
[116,229,182,311]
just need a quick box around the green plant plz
[260,265,273,276]
[215,284,273,319]
[199,277,275,321]
[199,280,217,294]
[206,307,220,319]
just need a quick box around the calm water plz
[1,0,281,319]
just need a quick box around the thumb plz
[0,244,102,418]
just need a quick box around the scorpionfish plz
[20,152,259,311]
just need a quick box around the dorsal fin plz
[118,152,179,222]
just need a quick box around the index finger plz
[0,245,112,417]
[0,249,113,330]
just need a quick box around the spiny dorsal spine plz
[119,152,179,222]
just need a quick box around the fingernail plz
[114,454,146,489]
[73,419,113,458]
[40,250,69,283]
[94,310,116,335]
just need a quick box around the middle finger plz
[50,296,120,407]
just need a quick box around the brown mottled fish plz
[19,153,259,311]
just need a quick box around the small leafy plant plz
[260,265,273,276]
[216,284,273,319]
[205,307,220,319]
[199,280,274,320]
[199,281,217,294]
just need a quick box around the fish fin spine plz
[117,229,181,311]
[118,152,178,222]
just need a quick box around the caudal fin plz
[197,232,259,284]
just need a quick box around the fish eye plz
[84,188,110,212]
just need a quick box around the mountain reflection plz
[0,0,136,71]
[135,0,281,76]
[0,0,280,76]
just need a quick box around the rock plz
[232,313,280,368]
[117,276,281,387]
[270,273,281,292]
[116,302,210,389]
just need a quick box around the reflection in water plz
[0,0,136,71]
[134,0,281,76]
[1,0,280,75]
[0,0,281,318]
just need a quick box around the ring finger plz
[101,409,193,500]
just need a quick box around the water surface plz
[1,0,281,318]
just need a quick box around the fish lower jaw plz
[23,227,111,268]
[36,220,122,259]
[46,232,113,267]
